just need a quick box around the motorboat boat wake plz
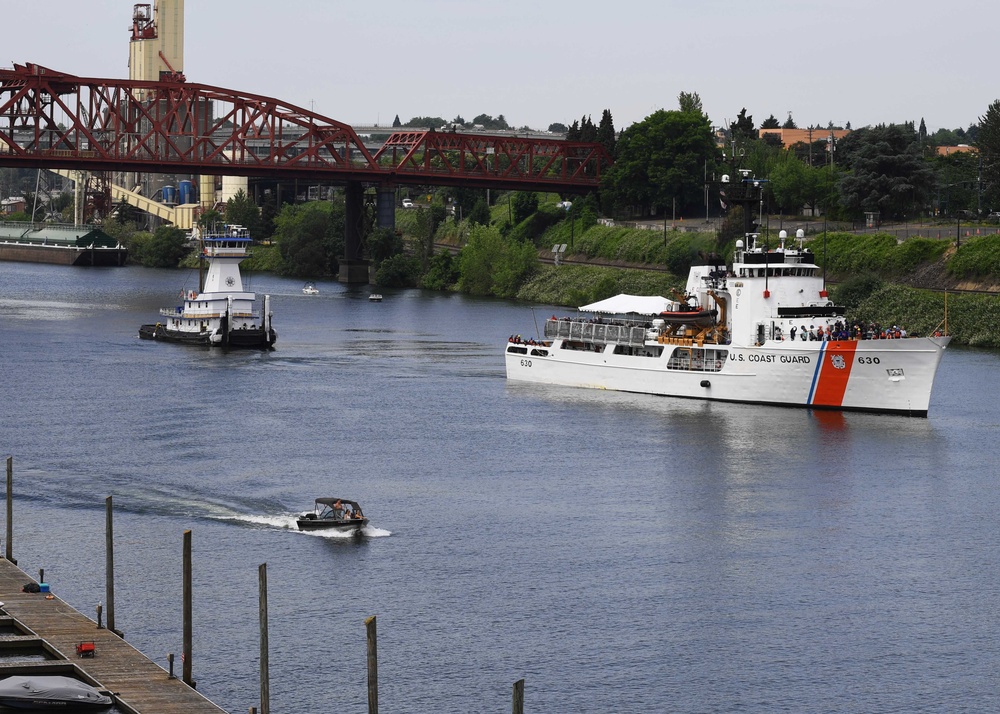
[297,498,368,534]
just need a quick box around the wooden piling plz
[105,496,116,635]
[258,563,269,714]
[365,615,378,714]
[512,678,525,714]
[5,456,12,563]
[182,529,193,688]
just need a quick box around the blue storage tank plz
[162,185,177,205]
[178,180,194,205]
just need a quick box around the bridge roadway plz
[0,557,227,713]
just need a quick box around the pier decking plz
[0,557,227,713]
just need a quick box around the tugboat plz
[139,225,276,349]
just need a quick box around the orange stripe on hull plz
[811,341,858,407]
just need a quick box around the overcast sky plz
[5,0,996,135]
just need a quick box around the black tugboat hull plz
[138,324,277,349]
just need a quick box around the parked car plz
[988,211,1000,222]
[401,198,414,209]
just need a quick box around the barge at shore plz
[0,223,127,266]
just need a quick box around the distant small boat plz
[302,282,319,295]
[369,294,383,302]
[297,498,368,534]
[0,675,114,711]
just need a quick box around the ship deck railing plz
[159,307,260,319]
[545,318,647,347]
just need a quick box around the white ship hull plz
[506,336,950,416]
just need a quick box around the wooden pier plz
[0,557,226,713]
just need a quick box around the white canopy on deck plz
[578,294,674,315]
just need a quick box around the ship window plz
[507,345,528,355]
[613,345,663,357]
[666,347,729,371]
[530,348,549,357]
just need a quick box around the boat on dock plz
[0,675,114,711]
[297,498,368,534]
[506,230,951,417]
[138,224,276,349]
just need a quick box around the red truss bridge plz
[0,63,612,193]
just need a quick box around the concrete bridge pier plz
[339,180,369,283]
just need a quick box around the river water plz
[0,261,998,713]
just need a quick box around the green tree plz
[365,226,403,267]
[728,108,757,160]
[836,123,935,220]
[768,154,815,214]
[511,191,539,224]
[259,195,277,240]
[596,109,616,157]
[602,109,719,217]
[457,224,537,298]
[224,189,261,237]
[392,114,401,128]
[273,200,345,277]
[782,113,798,129]
[468,198,490,226]
[374,254,420,287]
[978,99,1000,211]
[677,91,704,117]
[421,249,460,290]
[761,114,781,129]
[198,209,224,229]
[548,122,568,133]
[142,225,189,268]
[405,116,447,128]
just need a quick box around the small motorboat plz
[0,675,114,711]
[297,498,368,534]
[369,294,383,302]
[302,282,319,295]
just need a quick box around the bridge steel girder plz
[0,63,611,194]
[371,131,612,193]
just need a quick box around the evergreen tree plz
[392,114,401,128]
[836,123,934,220]
[566,120,580,141]
[977,99,1000,210]
[677,91,704,116]
[782,113,798,129]
[761,114,781,129]
[596,109,616,156]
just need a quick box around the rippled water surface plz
[1,261,998,713]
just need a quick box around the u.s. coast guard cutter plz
[505,232,950,416]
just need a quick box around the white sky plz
[4,0,996,135]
